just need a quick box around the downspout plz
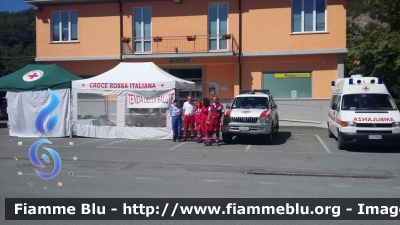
[118,0,123,62]
[238,0,242,90]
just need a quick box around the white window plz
[292,0,326,33]
[52,11,78,42]
[133,7,151,53]
[208,3,228,51]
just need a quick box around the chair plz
[83,115,93,119]
[160,119,166,127]
[125,115,136,127]
[92,119,101,126]
[98,118,108,126]
[98,115,114,126]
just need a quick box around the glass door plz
[163,68,203,105]
[193,80,203,101]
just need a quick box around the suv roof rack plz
[239,89,270,94]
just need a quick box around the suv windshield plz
[341,94,397,110]
[232,97,269,109]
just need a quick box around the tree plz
[346,26,400,101]
[345,0,400,102]
[0,9,36,77]
[347,0,371,19]
[364,0,400,30]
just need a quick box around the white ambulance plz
[328,75,400,149]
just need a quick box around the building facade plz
[28,0,346,122]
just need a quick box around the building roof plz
[26,0,153,7]
[71,62,195,91]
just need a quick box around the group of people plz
[169,96,225,146]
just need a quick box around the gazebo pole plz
[104,95,107,116]
[69,86,73,138]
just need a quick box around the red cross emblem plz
[362,85,370,92]
[161,84,164,87]
[23,70,43,82]
[28,73,38,79]
[82,84,85,87]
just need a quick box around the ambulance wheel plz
[328,125,335,138]
[222,133,233,144]
[337,134,347,150]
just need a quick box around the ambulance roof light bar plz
[349,78,362,84]
[348,75,383,85]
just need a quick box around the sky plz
[0,0,32,12]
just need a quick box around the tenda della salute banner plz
[127,90,175,108]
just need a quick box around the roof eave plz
[25,0,154,7]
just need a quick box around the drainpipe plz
[238,0,242,89]
[117,0,123,62]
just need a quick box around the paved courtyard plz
[1,126,400,225]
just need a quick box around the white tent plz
[71,62,195,139]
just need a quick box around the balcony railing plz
[122,34,239,55]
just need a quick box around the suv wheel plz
[222,133,233,144]
[264,124,273,144]
[273,120,279,136]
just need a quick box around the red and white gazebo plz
[71,62,195,139]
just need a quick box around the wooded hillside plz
[0,9,35,76]
[346,0,400,101]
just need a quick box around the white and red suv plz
[221,89,279,144]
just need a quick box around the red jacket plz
[195,107,202,123]
[201,106,209,120]
[209,103,224,119]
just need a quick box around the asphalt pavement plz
[1,126,400,225]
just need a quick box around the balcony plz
[122,34,239,57]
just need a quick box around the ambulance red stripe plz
[328,113,344,125]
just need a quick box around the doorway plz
[163,68,203,106]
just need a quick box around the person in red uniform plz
[194,100,203,143]
[205,96,225,146]
[182,96,195,141]
[201,98,211,144]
